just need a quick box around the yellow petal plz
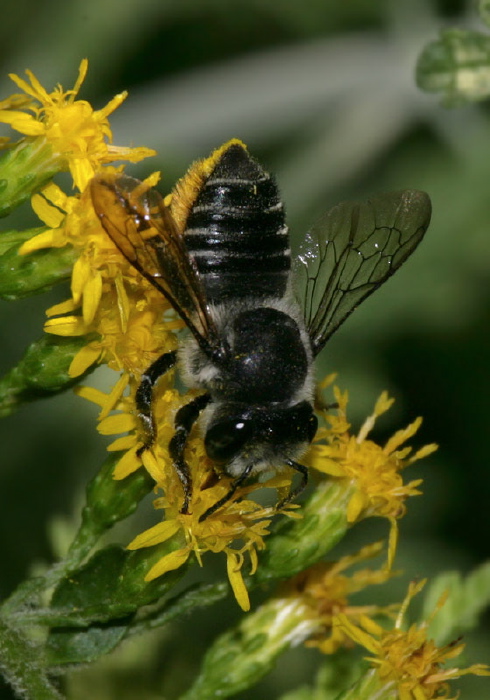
[98,412,136,435]
[386,517,398,571]
[19,229,58,255]
[346,491,365,522]
[46,298,76,316]
[408,443,438,464]
[115,274,130,332]
[227,552,250,611]
[108,435,137,452]
[42,182,70,210]
[44,315,87,336]
[128,520,181,550]
[68,344,101,377]
[0,110,45,135]
[113,446,142,479]
[373,391,395,417]
[75,385,111,407]
[31,194,65,228]
[311,454,346,477]
[96,91,127,119]
[72,59,89,98]
[145,548,190,581]
[99,373,130,419]
[384,417,422,455]
[70,158,95,193]
[15,69,48,100]
[333,614,379,653]
[141,449,168,483]
[71,256,91,305]
[82,270,103,325]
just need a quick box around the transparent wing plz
[297,190,432,356]
[90,173,224,358]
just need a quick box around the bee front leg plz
[169,394,211,514]
[136,350,178,452]
[276,459,309,510]
[199,461,255,522]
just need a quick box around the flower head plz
[334,579,490,699]
[79,367,299,612]
[0,60,154,191]
[310,387,437,565]
[280,541,398,654]
[126,434,289,612]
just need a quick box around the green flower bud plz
[0,335,95,417]
[256,480,354,584]
[0,140,60,217]
[0,231,75,299]
[182,596,318,700]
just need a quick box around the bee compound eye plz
[204,418,253,463]
[307,413,318,442]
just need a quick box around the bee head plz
[204,401,317,471]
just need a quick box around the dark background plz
[0,0,489,698]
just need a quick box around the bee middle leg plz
[169,394,211,514]
[136,350,178,452]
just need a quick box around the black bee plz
[90,140,431,521]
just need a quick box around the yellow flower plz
[19,175,180,381]
[311,388,437,566]
[0,60,154,191]
[334,579,490,699]
[281,542,398,654]
[128,443,283,612]
[79,365,293,612]
[6,63,168,383]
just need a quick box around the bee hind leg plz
[136,350,178,453]
[169,394,211,514]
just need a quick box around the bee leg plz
[199,462,255,522]
[169,394,211,514]
[314,389,339,413]
[136,350,178,453]
[276,459,309,510]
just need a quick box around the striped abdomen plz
[183,143,290,303]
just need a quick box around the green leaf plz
[0,619,62,699]
[421,561,490,644]
[416,29,490,106]
[83,453,154,532]
[46,619,130,666]
[46,544,187,665]
[0,335,95,417]
[127,581,229,636]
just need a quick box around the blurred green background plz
[0,0,489,698]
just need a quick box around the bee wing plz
[90,173,224,357]
[297,190,432,357]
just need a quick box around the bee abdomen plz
[184,144,290,302]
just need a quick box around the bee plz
[90,140,431,521]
